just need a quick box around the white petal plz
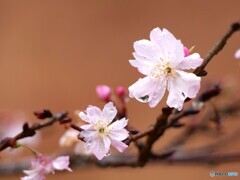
[133,39,162,62]
[110,139,128,153]
[80,124,93,130]
[102,102,117,123]
[177,53,203,70]
[175,70,201,98]
[150,28,184,66]
[108,118,128,130]
[148,79,167,108]
[80,130,98,142]
[22,169,38,176]
[92,136,111,160]
[86,105,102,121]
[79,112,90,123]
[129,52,155,75]
[128,76,159,103]
[109,129,129,141]
[166,77,186,110]
[21,169,42,180]
[52,156,72,172]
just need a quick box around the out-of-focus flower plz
[96,85,111,102]
[0,111,41,150]
[59,129,78,147]
[59,128,91,156]
[21,154,72,180]
[79,102,129,160]
[234,49,240,59]
[128,28,203,110]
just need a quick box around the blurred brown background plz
[0,0,240,180]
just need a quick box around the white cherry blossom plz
[129,28,203,110]
[79,102,129,160]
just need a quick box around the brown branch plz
[135,22,240,166]
[1,151,240,174]
[0,111,71,152]
[194,22,240,76]
[152,151,240,164]
[138,107,173,166]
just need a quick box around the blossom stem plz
[194,22,240,76]
[17,143,40,156]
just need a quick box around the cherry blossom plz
[59,128,91,156]
[21,154,72,180]
[79,102,129,160]
[128,28,203,110]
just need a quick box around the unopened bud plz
[183,47,190,57]
[115,86,128,103]
[34,109,53,119]
[96,85,111,102]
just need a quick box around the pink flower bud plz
[115,86,128,103]
[96,85,111,102]
[183,47,190,57]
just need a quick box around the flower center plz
[151,62,174,78]
[166,67,172,74]
[98,127,105,134]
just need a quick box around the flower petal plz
[109,129,129,141]
[129,76,159,103]
[166,77,185,110]
[86,105,102,121]
[52,156,72,172]
[110,139,128,153]
[133,39,162,62]
[150,28,184,66]
[91,136,111,160]
[78,112,90,123]
[102,102,117,123]
[177,53,203,70]
[129,52,155,75]
[108,118,128,131]
[80,124,93,130]
[148,79,167,108]
[175,70,201,98]
[80,130,98,142]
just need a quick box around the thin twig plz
[0,112,71,152]
[194,22,240,76]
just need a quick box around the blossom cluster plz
[22,27,205,179]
